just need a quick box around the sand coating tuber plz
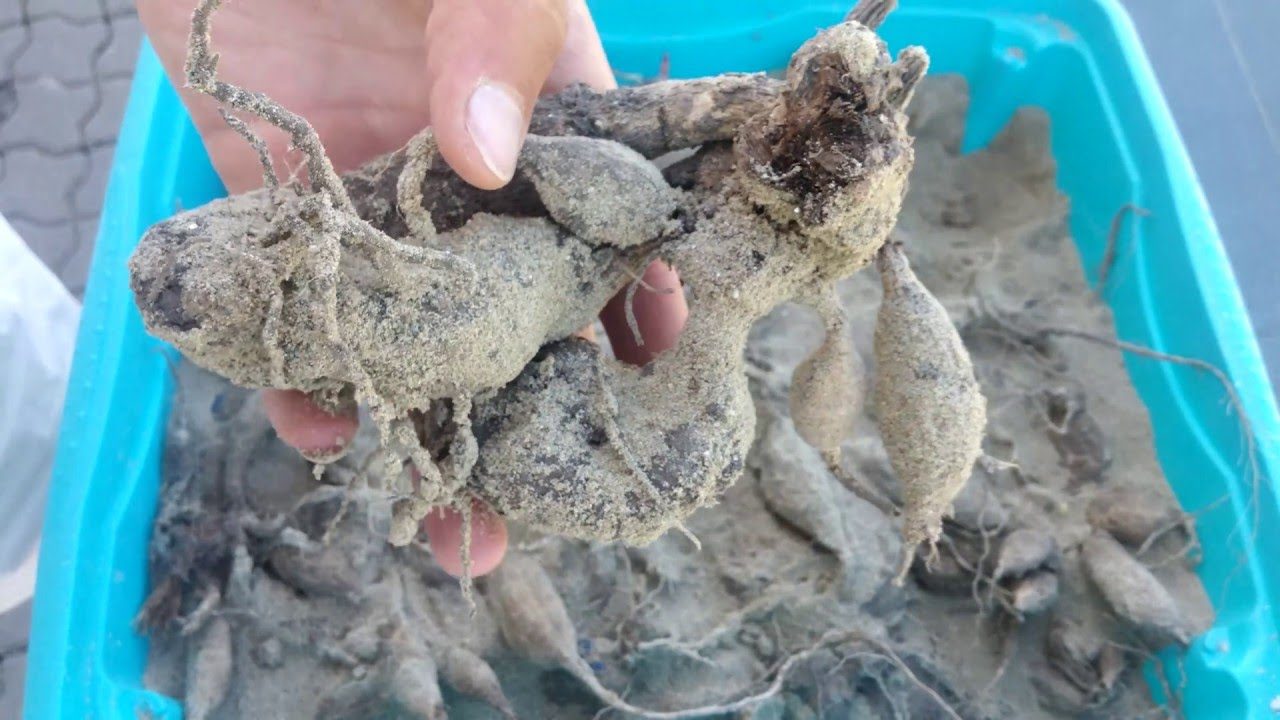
[872,241,987,580]
[130,1,942,548]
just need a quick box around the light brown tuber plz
[130,0,933,548]
[789,300,866,465]
[872,241,987,581]
[1082,531,1189,645]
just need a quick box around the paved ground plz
[0,1,1275,717]
[0,0,139,299]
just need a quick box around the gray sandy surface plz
[143,77,1210,720]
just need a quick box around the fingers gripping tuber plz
[131,3,931,545]
[872,241,987,582]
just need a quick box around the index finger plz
[423,0,614,189]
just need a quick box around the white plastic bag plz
[0,213,80,611]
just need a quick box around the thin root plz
[1094,203,1150,294]
[974,519,1000,614]
[334,211,475,288]
[321,476,357,546]
[177,584,221,637]
[625,278,644,347]
[459,497,475,614]
[187,0,351,208]
[635,589,789,657]
[980,625,1018,697]
[620,262,677,349]
[666,523,701,551]
[1034,325,1261,535]
[217,108,278,191]
[593,629,961,720]
[395,128,440,242]
[826,457,900,517]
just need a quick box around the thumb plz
[425,0,583,189]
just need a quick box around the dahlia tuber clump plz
[129,0,984,556]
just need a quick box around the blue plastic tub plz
[25,1,1280,718]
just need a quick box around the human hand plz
[138,0,689,575]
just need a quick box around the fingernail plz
[466,81,525,183]
[299,434,351,465]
